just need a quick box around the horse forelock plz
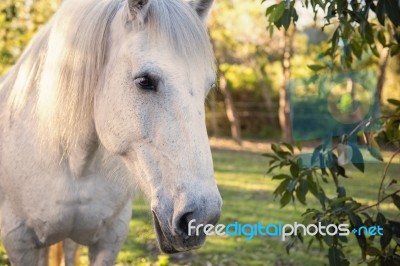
[145,0,214,70]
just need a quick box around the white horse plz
[0,0,222,264]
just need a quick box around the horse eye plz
[134,75,157,91]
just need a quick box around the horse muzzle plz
[152,200,221,253]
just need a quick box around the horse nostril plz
[175,212,193,237]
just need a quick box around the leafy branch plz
[263,99,400,265]
[264,0,400,70]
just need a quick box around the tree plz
[217,64,242,144]
[209,0,283,142]
[0,0,59,75]
[279,25,295,142]
[264,0,400,265]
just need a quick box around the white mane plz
[1,0,213,155]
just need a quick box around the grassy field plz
[0,141,399,266]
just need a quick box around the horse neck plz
[70,142,135,195]
[68,134,99,178]
[67,137,132,185]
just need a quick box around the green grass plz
[113,148,399,266]
[0,147,399,266]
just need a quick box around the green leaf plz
[349,144,364,173]
[349,213,363,228]
[389,220,400,238]
[265,4,279,16]
[367,137,383,161]
[376,212,386,227]
[287,179,297,192]
[336,0,344,15]
[271,143,282,154]
[385,0,400,27]
[272,174,292,180]
[307,64,326,71]
[328,246,345,266]
[391,194,400,210]
[377,31,386,47]
[344,42,353,67]
[376,0,386,26]
[269,2,285,23]
[331,28,340,56]
[299,180,308,200]
[338,235,348,243]
[295,186,306,205]
[383,179,397,190]
[268,24,275,37]
[285,238,295,254]
[380,224,392,249]
[266,164,279,174]
[323,233,334,247]
[318,191,326,209]
[338,165,346,177]
[361,22,374,45]
[391,44,400,56]
[370,44,380,57]
[355,233,367,251]
[361,212,374,226]
[350,0,360,11]
[295,141,302,151]
[274,178,291,196]
[269,158,278,165]
[262,153,279,159]
[329,196,352,207]
[276,150,292,159]
[307,175,318,197]
[388,98,400,106]
[292,7,299,23]
[290,163,300,178]
[352,39,363,58]
[311,145,323,166]
[280,191,292,207]
[281,142,294,154]
[282,8,291,30]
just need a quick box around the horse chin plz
[153,215,179,254]
[152,212,205,254]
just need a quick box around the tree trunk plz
[218,72,242,145]
[375,47,390,112]
[259,79,276,126]
[251,59,276,126]
[209,89,219,137]
[279,27,294,143]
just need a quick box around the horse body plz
[0,0,221,265]
[0,58,134,261]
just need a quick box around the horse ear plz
[127,0,151,20]
[189,0,214,22]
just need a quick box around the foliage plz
[0,0,58,75]
[264,1,400,264]
[264,99,400,265]
[264,0,400,70]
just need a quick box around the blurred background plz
[0,0,399,141]
[0,0,399,265]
